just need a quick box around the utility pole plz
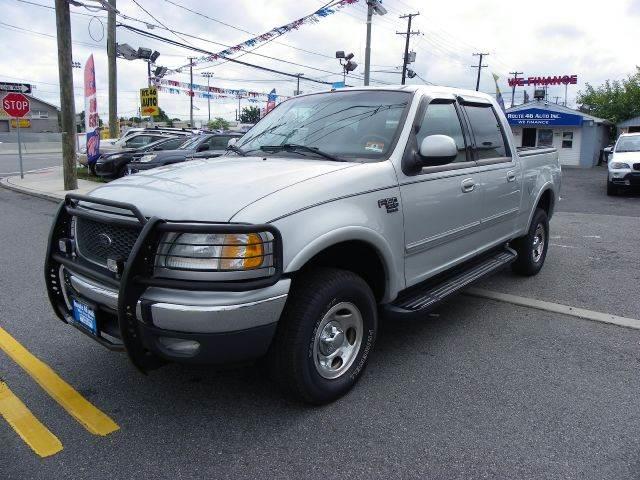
[295,73,304,95]
[107,0,117,138]
[509,70,523,108]
[188,57,194,127]
[471,53,489,91]
[202,72,213,122]
[397,13,420,85]
[54,0,77,190]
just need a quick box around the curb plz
[0,176,62,203]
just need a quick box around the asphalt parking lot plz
[1,166,639,479]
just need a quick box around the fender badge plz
[378,197,399,213]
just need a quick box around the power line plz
[116,23,337,86]
[130,0,194,47]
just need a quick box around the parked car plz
[127,133,240,173]
[186,133,244,161]
[78,132,189,168]
[94,136,193,179]
[46,86,560,405]
[607,132,640,195]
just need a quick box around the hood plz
[610,152,640,165]
[87,156,357,221]
[135,148,191,163]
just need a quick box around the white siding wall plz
[508,126,581,166]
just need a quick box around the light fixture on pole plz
[364,0,387,86]
[336,51,357,84]
[202,71,214,123]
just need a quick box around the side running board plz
[386,247,517,316]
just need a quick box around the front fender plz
[286,226,401,303]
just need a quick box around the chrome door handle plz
[507,171,517,182]
[461,178,475,193]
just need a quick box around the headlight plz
[139,154,157,163]
[610,162,630,169]
[158,232,274,275]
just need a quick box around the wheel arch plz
[286,227,400,303]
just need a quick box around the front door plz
[522,128,536,147]
[398,98,482,287]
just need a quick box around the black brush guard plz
[45,194,283,372]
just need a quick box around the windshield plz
[615,136,640,153]
[179,135,205,150]
[237,90,411,161]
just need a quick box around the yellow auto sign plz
[140,87,159,116]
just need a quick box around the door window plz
[416,102,468,164]
[207,136,233,149]
[465,105,508,159]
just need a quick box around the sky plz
[0,0,638,125]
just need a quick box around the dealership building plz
[505,101,611,167]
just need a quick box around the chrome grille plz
[75,217,140,266]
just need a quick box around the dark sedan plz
[127,133,243,174]
[94,135,191,179]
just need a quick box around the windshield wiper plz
[259,144,345,162]
[226,144,247,156]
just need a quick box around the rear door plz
[398,96,483,287]
[461,102,521,246]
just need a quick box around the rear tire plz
[511,208,549,276]
[268,268,377,405]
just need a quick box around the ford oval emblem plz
[97,233,113,247]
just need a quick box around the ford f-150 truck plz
[45,86,560,404]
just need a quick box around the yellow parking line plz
[0,381,63,457]
[0,327,119,436]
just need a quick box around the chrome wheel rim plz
[532,223,545,263]
[313,302,363,380]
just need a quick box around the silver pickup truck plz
[45,86,560,404]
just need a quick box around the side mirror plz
[227,137,238,147]
[197,144,209,152]
[419,134,458,166]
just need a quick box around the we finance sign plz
[509,75,578,87]
[506,108,583,127]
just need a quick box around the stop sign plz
[2,92,30,118]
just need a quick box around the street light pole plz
[202,72,213,123]
[364,3,373,86]
[188,57,194,127]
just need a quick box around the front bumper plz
[63,269,289,364]
[45,194,285,370]
[609,171,640,186]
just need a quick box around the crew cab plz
[46,86,560,404]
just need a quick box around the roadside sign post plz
[16,118,23,178]
[140,87,159,126]
[2,92,31,179]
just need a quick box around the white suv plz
[608,133,640,195]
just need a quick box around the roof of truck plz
[295,84,494,102]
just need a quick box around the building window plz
[537,129,553,146]
[562,131,573,148]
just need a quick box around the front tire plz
[607,179,617,196]
[268,268,377,405]
[511,208,549,276]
